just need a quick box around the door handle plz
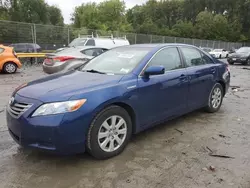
[179,74,187,81]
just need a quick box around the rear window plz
[85,39,95,46]
[69,38,87,47]
[54,48,78,55]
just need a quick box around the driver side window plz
[148,47,182,72]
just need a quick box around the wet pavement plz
[0,62,250,188]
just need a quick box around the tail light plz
[226,64,230,72]
[13,50,17,58]
[53,56,75,62]
[44,56,75,65]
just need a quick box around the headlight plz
[32,99,87,117]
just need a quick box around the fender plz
[0,58,22,69]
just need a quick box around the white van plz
[56,34,130,52]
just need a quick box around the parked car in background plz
[9,43,42,53]
[56,35,130,53]
[209,49,229,59]
[227,47,250,65]
[228,47,237,54]
[201,47,213,53]
[7,44,230,159]
[43,46,109,74]
[0,45,22,74]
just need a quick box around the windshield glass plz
[80,47,151,75]
[69,38,87,47]
[237,47,250,53]
[213,49,222,52]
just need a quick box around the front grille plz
[8,102,32,118]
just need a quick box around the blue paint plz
[6,44,230,154]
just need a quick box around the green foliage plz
[1,0,250,42]
[1,0,64,25]
[123,0,250,42]
[47,5,64,26]
[72,0,130,32]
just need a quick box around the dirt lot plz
[0,63,250,188]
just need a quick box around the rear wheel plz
[3,62,17,74]
[229,61,234,65]
[219,55,222,59]
[205,83,223,113]
[87,106,132,159]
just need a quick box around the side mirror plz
[144,66,165,77]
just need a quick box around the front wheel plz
[205,83,224,113]
[87,106,132,159]
[245,58,250,65]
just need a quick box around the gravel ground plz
[0,62,250,188]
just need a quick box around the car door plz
[179,46,217,111]
[136,47,189,127]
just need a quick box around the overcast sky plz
[46,0,148,24]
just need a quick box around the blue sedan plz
[6,44,230,159]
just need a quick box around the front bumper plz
[6,94,92,154]
[227,57,248,63]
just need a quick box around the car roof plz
[118,43,197,49]
[73,46,110,50]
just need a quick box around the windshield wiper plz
[84,69,106,74]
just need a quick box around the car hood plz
[230,52,250,58]
[17,70,123,102]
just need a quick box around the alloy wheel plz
[98,115,127,152]
[211,87,222,109]
[5,63,16,73]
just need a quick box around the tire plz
[219,55,222,59]
[244,58,250,65]
[229,61,234,65]
[3,62,17,74]
[87,105,132,159]
[205,83,224,113]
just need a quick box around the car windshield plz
[69,38,87,47]
[213,49,222,52]
[236,47,250,53]
[80,47,151,75]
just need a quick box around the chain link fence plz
[0,20,246,52]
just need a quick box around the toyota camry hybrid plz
[6,44,230,159]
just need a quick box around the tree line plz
[0,0,64,25]
[73,0,250,42]
[1,0,250,43]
